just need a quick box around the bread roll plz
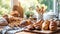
[42,20,50,30]
[8,21,20,27]
[33,19,44,30]
[49,20,57,31]
[19,20,33,28]
[8,17,22,27]
[25,24,35,30]
[8,17,21,23]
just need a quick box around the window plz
[18,0,54,12]
[0,0,10,16]
[39,0,53,11]
[58,0,60,13]
[57,0,60,19]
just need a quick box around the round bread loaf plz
[19,20,33,28]
[42,20,50,30]
[49,19,57,31]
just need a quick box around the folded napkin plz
[1,26,26,34]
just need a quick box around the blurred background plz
[0,0,60,19]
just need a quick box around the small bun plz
[33,19,44,30]
[49,20,57,31]
[42,20,50,30]
[19,20,33,27]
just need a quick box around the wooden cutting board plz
[24,27,60,34]
[15,32,36,34]
[16,27,60,34]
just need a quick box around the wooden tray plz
[23,27,60,34]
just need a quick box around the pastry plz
[8,17,21,23]
[8,17,22,27]
[25,24,35,30]
[42,20,50,30]
[19,20,33,28]
[33,19,44,30]
[49,19,57,31]
[8,21,20,27]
